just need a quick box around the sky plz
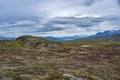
[0,0,120,37]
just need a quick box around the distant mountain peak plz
[93,30,120,37]
[74,30,120,42]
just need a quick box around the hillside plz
[75,34,120,42]
[0,35,120,80]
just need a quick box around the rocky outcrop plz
[63,74,89,80]
[16,35,62,48]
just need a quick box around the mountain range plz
[44,36,86,41]
[91,30,120,37]
[0,30,120,41]
[75,34,120,42]
[44,30,120,41]
[0,36,16,40]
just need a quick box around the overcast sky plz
[0,0,120,37]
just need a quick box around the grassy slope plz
[0,40,120,80]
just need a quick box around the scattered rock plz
[63,74,75,79]
[78,45,92,51]
[63,74,89,80]
[81,45,91,48]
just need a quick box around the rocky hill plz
[16,35,61,48]
[0,35,61,48]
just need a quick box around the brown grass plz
[0,41,120,80]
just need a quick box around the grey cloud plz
[118,0,120,6]
[83,0,95,6]
[0,0,120,37]
[0,20,38,29]
[36,27,65,32]
[38,15,120,32]
[44,17,105,28]
[0,0,119,18]
[35,21,66,32]
[32,15,120,33]
[0,15,120,36]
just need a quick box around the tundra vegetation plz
[0,36,120,80]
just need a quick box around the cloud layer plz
[0,0,120,37]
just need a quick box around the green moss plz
[46,70,64,80]
[3,70,22,80]
[73,73,102,80]
[2,41,23,48]
[7,60,25,66]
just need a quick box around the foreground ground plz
[0,41,120,80]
